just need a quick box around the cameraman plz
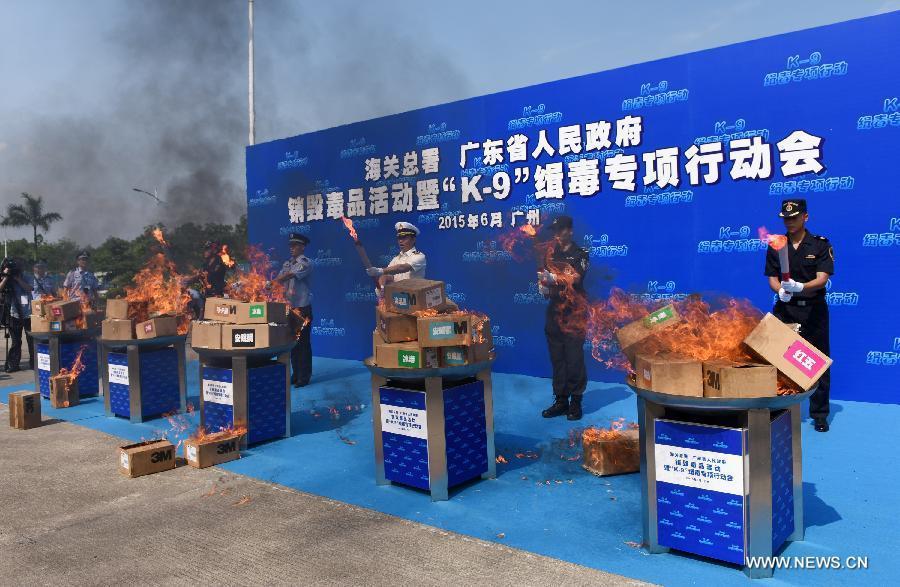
[0,258,33,373]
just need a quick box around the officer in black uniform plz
[203,241,229,297]
[764,199,833,432]
[539,215,590,421]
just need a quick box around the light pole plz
[248,0,256,146]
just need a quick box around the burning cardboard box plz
[31,313,52,333]
[50,318,82,333]
[376,306,418,343]
[106,298,148,321]
[383,278,446,315]
[742,313,832,391]
[8,391,41,430]
[184,431,244,469]
[582,427,640,477]
[102,318,134,340]
[48,300,82,321]
[222,323,292,350]
[191,320,223,349]
[83,310,104,329]
[634,353,703,396]
[375,341,440,369]
[240,301,288,324]
[204,297,240,323]
[136,315,179,340]
[50,374,80,408]
[31,298,51,317]
[616,304,681,364]
[440,337,493,367]
[118,439,176,478]
[703,360,777,398]
[417,313,473,347]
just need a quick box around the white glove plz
[366,267,384,277]
[538,284,550,296]
[778,288,793,303]
[538,270,557,285]
[781,279,804,293]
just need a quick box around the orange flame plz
[498,224,539,261]
[189,424,248,443]
[225,245,286,303]
[124,253,191,335]
[56,345,88,401]
[151,227,168,247]
[759,226,787,251]
[340,216,359,241]
[219,244,235,268]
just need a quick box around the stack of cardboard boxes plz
[618,306,831,399]
[101,299,178,341]
[30,299,103,334]
[372,278,493,369]
[191,297,292,350]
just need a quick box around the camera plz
[0,257,20,277]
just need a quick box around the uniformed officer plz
[63,251,100,307]
[765,199,833,432]
[203,240,229,297]
[365,222,427,287]
[0,258,33,372]
[539,215,590,421]
[32,260,55,299]
[276,233,313,387]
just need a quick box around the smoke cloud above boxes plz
[0,1,469,245]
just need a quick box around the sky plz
[1,0,897,246]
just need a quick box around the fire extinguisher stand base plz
[366,359,496,502]
[631,385,813,579]
[99,335,188,423]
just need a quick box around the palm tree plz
[1,193,63,261]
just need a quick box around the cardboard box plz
[50,375,80,408]
[136,315,178,340]
[118,439,176,478]
[49,300,82,321]
[240,301,289,324]
[31,313,51,333]
[8,391,41,430]
[582,428,640,476]
[372,329,384,356]
[31,298,51,317]
[191,320,223,349]
[102,318,134,340]
[222,323,292,350]
[376,306,418,343]
[50,318,82,333]
[417,313,473,347]
[374,342,439,369]
[184,433,243,468]
[106,299,129,320]
[703,360,777,398]
[616,305,681,363]
[742,313,832,391]
[205,297,240,323]
[635,353,703,396]
[383,278,446,315]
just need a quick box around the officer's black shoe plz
[542,395,569,418]
[813,418,829,432]
[567,396,583,421]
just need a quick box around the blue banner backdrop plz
[247,12,900,404]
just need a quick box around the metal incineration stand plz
[99,335,188,422]
[32,328,101,399]
[365,358,496,502]
[193,342,294,448]
[630,384,814,579]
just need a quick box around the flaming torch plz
[219,244,236,268]
[340,217,380,288]
[760,227,790,280]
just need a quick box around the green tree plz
[1,193,63,261]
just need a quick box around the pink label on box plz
[783,340,825,378]
[144,323,153,333]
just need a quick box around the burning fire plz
[151,227,168,247]
[758,226,788,250]
[219,244,235,268]
[54,345,88,406]
[189,424,247,444]
[290,307,311,338]
[340,216,359,242]
[498,224,539,261]
[125,252,192,335]
[225,245,286,303]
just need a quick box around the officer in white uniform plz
[275,233,313,387]
[366,222,426,286]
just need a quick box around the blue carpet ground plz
[3,357,896,586]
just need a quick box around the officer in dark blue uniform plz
[764,199,833,432]
[539,215,590,421]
